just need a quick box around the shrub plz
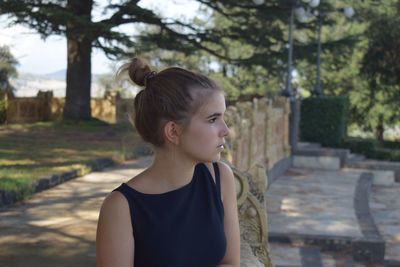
[368,148,400,161]
[382,140,400,150]
[340,137,400,162]
[341,137,378,157]
[300,96,349,147]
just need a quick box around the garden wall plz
[5,91,132,124]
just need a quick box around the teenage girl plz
[96,58,240,267]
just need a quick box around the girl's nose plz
[221,120,230,137]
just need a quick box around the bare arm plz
[217,161,241,267]
[96,191,134,267]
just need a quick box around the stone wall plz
[222,96,290,267]
[6,91,53,123]
[223,97,291,186]
[5,91,132,124]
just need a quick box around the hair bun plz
[127,58,152,86]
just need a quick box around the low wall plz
[224,97,291,182]
[5,91,132,124]
[6,91,53,123]
[222,96,290,267]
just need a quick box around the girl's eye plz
[209,117,217,123]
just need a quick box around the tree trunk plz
[63,0,93,120]
[375,114,384,143]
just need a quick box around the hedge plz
[300,96,349,147]
[340,137,400,162]
[382,140,400,150]
[341,137,378,158]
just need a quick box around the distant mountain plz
[42,69,105,81]
[43,69,66,80]
[10,70,105,97]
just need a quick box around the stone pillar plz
[37,90,53,121]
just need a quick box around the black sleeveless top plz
[113,162,227,267]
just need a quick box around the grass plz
[0,119,143,198]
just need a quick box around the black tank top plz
[113,162,227,267]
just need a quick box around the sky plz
[0,0,200,75]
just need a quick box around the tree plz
[358,12,400,141]
[0,45,18,96]
[288,0,400,141]
[136,0,355,100]
[0,0,360,121]
[0,0,232,120]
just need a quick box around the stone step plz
[385,259,400,267]
[292,147,350,170]
[269,242,323,267]
[370,183,400,265]
[347,153,366,163]
[346,159,400,185]
[298,142,322,149]
[293,147,399,186]
[269,240,382,267]
[319,250,373,267]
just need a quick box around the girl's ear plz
[163,121,183,145]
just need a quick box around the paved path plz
[267,168,363,238]
[0,157,152,267]
[266,167,400,267]
[370,183,400,265]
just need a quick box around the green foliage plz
[341,137,378,157]
[296,35,367,97]
[209,72,240,101]
[285,0,363,96]
[382,140,400,150]
[347,1,400,138]
[0,45,18,94]
[0,97,6,124]
[340,137,400,162]
[370,148,400,162]
[300,96,349,146]
[2,0,399,129]
[294,0,400,140]
[361,14,400,86]
[357,12,400,137]
[349,82,400,138]
[0,177,34,200]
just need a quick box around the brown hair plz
[117,58,223,147]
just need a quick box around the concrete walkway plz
[267,168,364,239]
[266,167,400,267]
[370,183,400,266]
[0,157,152,267]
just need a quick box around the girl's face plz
[178,91,229,163]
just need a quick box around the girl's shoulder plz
[96,190,135,266]
[99,190,131,221]
[203,161,235,202]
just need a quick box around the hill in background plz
[10,70,106,97]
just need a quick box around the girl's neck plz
[146,147,197,190]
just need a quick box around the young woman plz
[96,58,240,267]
